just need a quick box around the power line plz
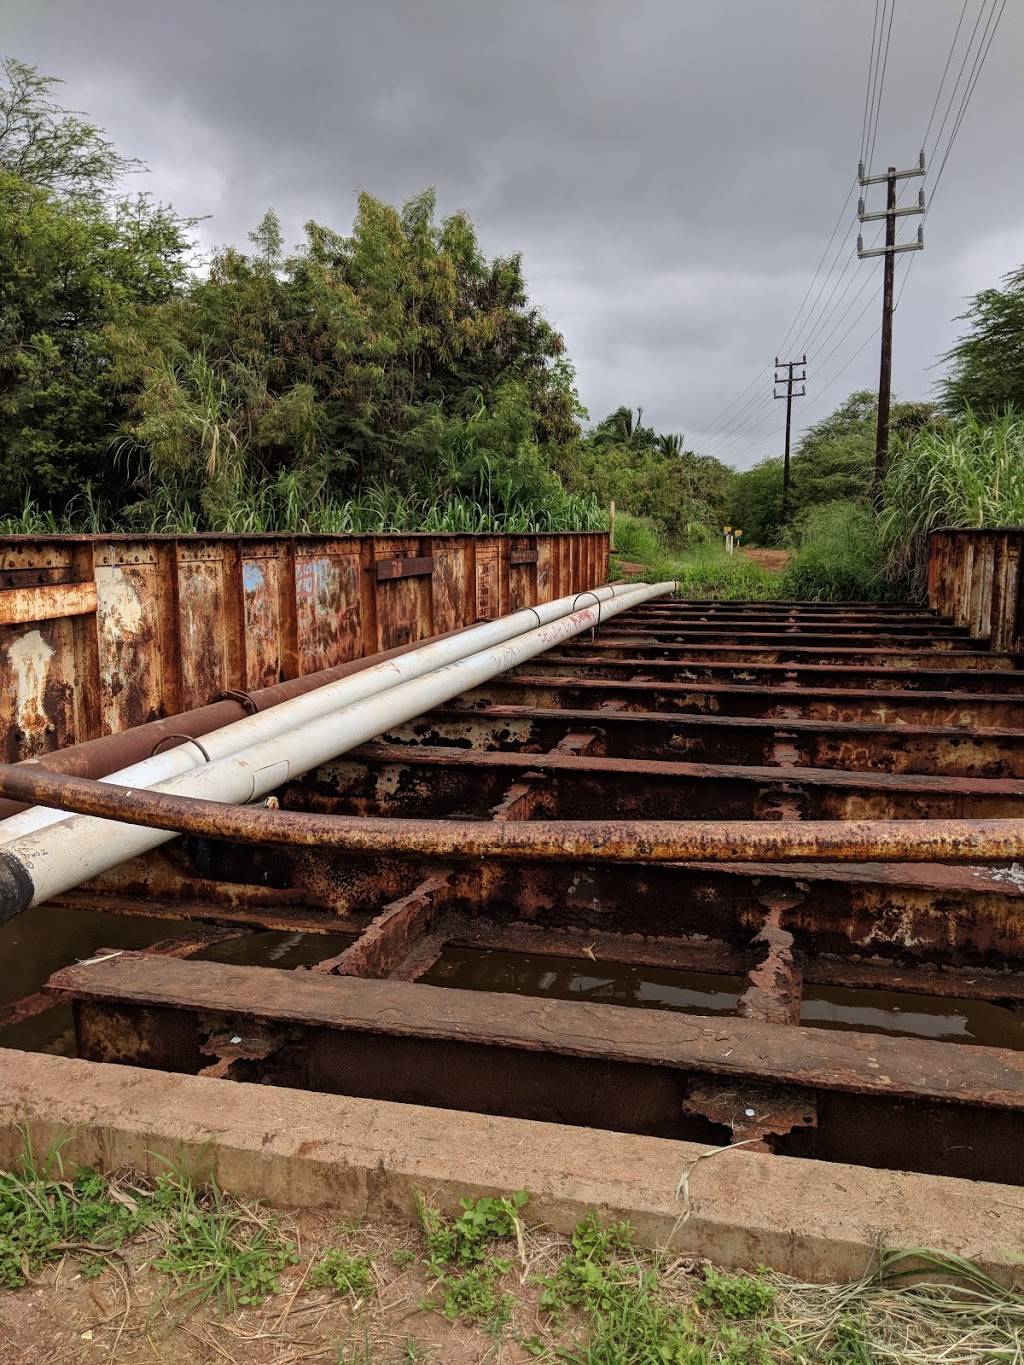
[865,0,896,177]
[921,0,970,149]
[859,0,883,166]
[894,0,1007,310]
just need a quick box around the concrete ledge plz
[1,1049,1022,1285]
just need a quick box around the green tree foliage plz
[113,188,583,528]
[941,263,1024,415]
[567,408,733,545]
[0,65,193,511]
[727,390,935,543]
[0,57,136,198]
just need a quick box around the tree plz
[0,59,195,513]
[942,263,1024,415]
[116,189,583,523]
[0,57,135,197]
[726,390,936,543]
[0,172,191,510]
[568,410,732,544]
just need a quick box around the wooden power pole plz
[774,355,807,522]
[857,152,926,488]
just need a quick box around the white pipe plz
[0,580,644,845]
[5,581,673,909]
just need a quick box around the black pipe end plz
[0,849,34,925]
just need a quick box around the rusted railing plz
[0,531,608,761]
[928,527,1024,652]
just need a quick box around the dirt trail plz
[742,547,790,571]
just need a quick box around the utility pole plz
[858,151,926,487]
[774,355,806,521]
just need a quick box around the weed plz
[695,1265,776,1320]
[781,500,888,602]
[413,1188,528,1273]
[435,1257,515,1331]
[537,1212,636,1317]
[391,1248,417,1270]
[881,407,1024,595]
[0,1141,151,1287]
[151,1172,299,1312]
[311,1248,376,1298]
[413,1189,527,1334]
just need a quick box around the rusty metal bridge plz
[1,528,1023,1193]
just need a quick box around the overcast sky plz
[6,1,1021,466]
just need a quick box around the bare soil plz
[0,1209,544,1365]
[741,548,790,571]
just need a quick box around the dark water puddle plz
[0,903,354,1056]
[421,947,745,1016]
[799,983,1024,1049]
[0,903,197,1056]
[194,931,354,969]
[420,947,1024,1050]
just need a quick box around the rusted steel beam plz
[738,912,802,1025]
[441,916,1024,1004]
[47,954,1024,1182]
[51,849,1024,970]
[312,874,451,978]
[626,602,942,617]
[615,615,968,639]
[384,705,1024,778]
[535,653,1024,694]
[489,780,545,821]
[0,580,97,626]
[553,640,1016,669]
[603,624,987,650]
[316,742,1024,821]
[49,952,1024,1109]
[475,677,1024,727]
[375,555,434,582]
[5,762,1024,865]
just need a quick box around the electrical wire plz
[865,0,896,178]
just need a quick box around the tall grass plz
[881,408,1024,594]
[612,515,782,599]
[0,476,605,536]
[782,500,889,602]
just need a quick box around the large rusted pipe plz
[0,582,635,821]
[0,764,1021,879]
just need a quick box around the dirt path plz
[741,547,790,571]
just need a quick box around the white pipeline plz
[2,581,673,910]
[0,581,644,845]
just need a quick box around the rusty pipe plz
[0,763,1022,898]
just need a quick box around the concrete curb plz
[1,1050,1022,1285]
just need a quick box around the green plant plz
[150,1171,299,1312]
[0,1139,155,1288]
[413,1189,528,1334]
[414,1188,528,1273]
[310,1248,375,1297]
[781,500,887,602]
[695,1265,776,1320]
[880,407,1024,594]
